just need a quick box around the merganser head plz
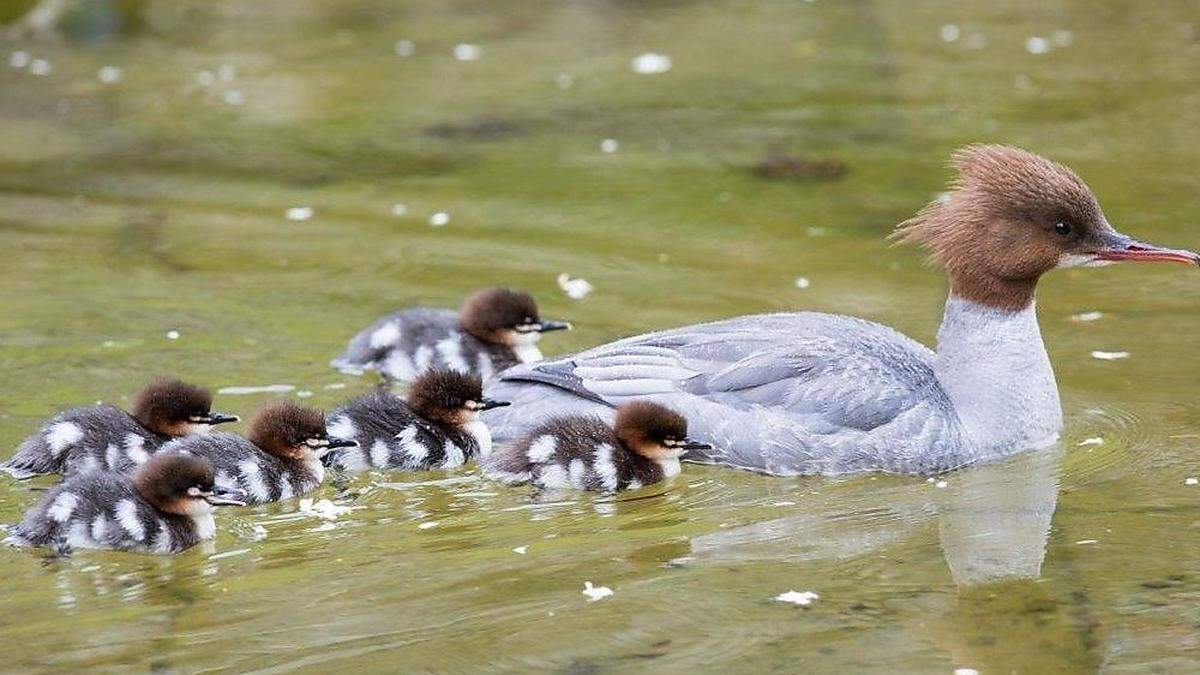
[458,287,572,348]
[132,379,239,437]
[406,368,510,427]
[613,400,712,460]
[894,144,1199,310]
[133,451,246,516]
[247,401,356,462]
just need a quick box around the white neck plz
[933,296,1062,456]
[656,456,682,478]
[463,416,493,457]
[512,332,544,363]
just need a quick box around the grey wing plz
[490,313,965,475]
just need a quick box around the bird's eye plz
[1054,222,1072,236]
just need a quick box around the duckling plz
[331,287,571,382]
[161,401,355,505]
[325,369,510,472]
[482,400,711,492]
[2,379,239,480]
[5,451,246,554]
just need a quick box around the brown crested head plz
[406,369,508,426]
[892,145,1199,310]
[132,379,232,437]
[613,400,705,459]
[247,401,331,460]
[459,287,566,346]
[133,451,216,515]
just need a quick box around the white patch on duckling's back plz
[593,444,619,491]
[125,434,150,465]
[527,435,557,463]
[370,322,401,348]
[442,440,465,468]
[395,426,426,466]
[436,338,469,373]
[48,492,78,523]
[46,422,83,455]
[327,415,356,440]
[239,461,269,503]
[463,418,492,458]
[370,439,391,468]
[115,500,145,541]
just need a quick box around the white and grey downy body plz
[331,308,535,381]
[325,391,488,472]
[162,433,323,505]
[5,472,212,554]
[2,405,168,479]
[481,416,677,492]
[484,296,1062,476]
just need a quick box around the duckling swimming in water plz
[482,400,710,492]
[324,369,509,472]
[5,451,246,554]
[2,379,239,480]
[331,287,571,382]
[162,401,356,505]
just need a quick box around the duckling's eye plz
[1054,222,1072,236]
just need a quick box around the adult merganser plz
[482,400,711,492]
[6,451,246,554]
[331,287,571,382]
[2,379,239,480]
[483,146,1200,475]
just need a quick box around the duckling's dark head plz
[248,401,356,461]
[132,379,239,437]
[458,287,571,347]
[406,368,509,426]
[614,400,711,460]
[133,451,245,516]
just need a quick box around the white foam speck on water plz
[774,590,819,606]
[794,277,811,289]
[390,203,407,216]
[582,582,613,602]
[1185,477,1198,486]
[296,390,314,398]
[772,501,796,507]
[98,66,123,84]
[555,72,573,89]
[513,546,527,554]
[299,498,352,520]
[222,89,244,106]
[218,384,295,395]
[1072,311,1103,322]
[1078,437,1103,447]
[196,70,216,87]
[285,206,313,221]
[394,39,415,57]
[1026,36,1050,54]
[165,330,180,340]
[418,521,438,530]
[29,59,51,76]
[430,211,449,227]
[954,669,980,675]
[1075,539,1098,545]
[1091,350,1130,361]
[631,52,672,74]
[209,548,251,561]
[935,480,948,489]
[940,24,960,42]
[324,383,347,390]
[557,273,593,299]
[9,51,29,69]
[600,138,618,153]
[453,44,481,61]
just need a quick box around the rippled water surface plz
[1,1,1199,672]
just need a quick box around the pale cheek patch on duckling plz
[45,422,84,456]
[47,492,79,523]
[463,419,493,458]
[115,499,146,542]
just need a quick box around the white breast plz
[463,418,493,458]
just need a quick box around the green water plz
[1,0,1199,672]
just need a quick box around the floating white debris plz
[555,72,573,89]
[29,58,51,76]
[582,581,613,602]
[631,52,672,74]
[954,669,980,675]
[453,43,481,61]
[221,89,244,106]
[1091,350,1129,361]
[324,383,347,390]
[557,273,593,299]
[806,226,829,237]
[208,548,250,561]
[285,206,313,221]
[1025,36,1049,54]
[1186,477,1198,486]
[940,24,960,42]
[600,138,619,153]
[1052,30,1073,47]
[1078,437,1103,447]
[964,33,988,50]
[1075,539,1098,545]
[513,546,528,554]
[296,390,314,398]
[165,330,181,340]
[299,498,351,520]
[218,384,296,395]
[9,50,29,69]
[390,202,408,216]
[102,340,117,348]
[418,521,438,530]
[935,480,949,489]
[1072,311,1103,322]
[429,211,449,227]
[772,501,796,507]
[794,277,811,290]
[196,70,216,87]
[394,39,415,57]
[218,64,236,81]
[98,66,122,84]
[774,590,819,606]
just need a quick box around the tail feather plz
[2,434,61,479]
